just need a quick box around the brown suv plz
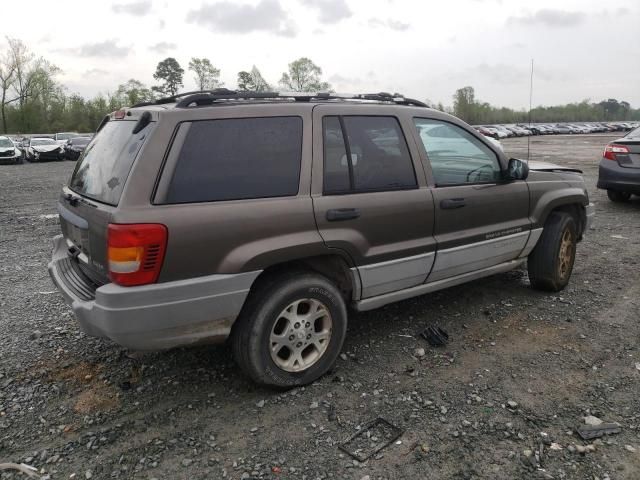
[49,90,594,387]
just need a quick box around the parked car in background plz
[26,137,65,161]
[597,125,640,202]
[64,136,92,160]
[0,136,23,164]
[474,126,497,139]
[484,126,508,139]
[554,124,572,134]
[54,132,79,145]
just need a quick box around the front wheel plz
[231,271,347,388]
[607,190,631,203]
[528,212,577,292]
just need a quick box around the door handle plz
[440,198,466,209]
[326,208,361,221]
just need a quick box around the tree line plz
[0,37,637,135]
[449,86,639,125]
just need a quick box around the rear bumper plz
[48,235,260,350]
[597,159,640,194]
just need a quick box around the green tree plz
[188,58,222,91]
[115,79,155,106]
[279,57,331,92]
[237,66,270,91]
[152,57,184,96]
[452,86,477,124]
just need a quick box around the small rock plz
[523,449,533,458]
[440,406,448,415]
[507,400,518,409]
[339,353,348,361]
[85,471,92,479]
[182,459,193,467]
[625,445,636,453]
[310,402,319,409]
[550,443,563,451]
[584,415,603,426]
[414,348,425,358]
[256,400,265,408]
[360,476,371,480]
[30,330,42,340]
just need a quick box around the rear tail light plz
[107,223,167,286]
[603,144,629,161]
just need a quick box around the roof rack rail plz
[132,89,427,109]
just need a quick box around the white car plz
[0,136,22,164]
[26,137,65,162]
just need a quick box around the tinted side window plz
[414,118,501,186]
[166,117,302,203]
[322,116,350,194]
[322,116,417,194]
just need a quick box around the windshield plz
[0,138,12,148]
[69,120,154,205]
[32,138,55,146]
[72,137,91,145]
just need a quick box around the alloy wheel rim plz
[269,298,333,373]
[558,228,574,279]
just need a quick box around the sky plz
[3,0,639,109]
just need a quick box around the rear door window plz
[69,120,153,205]
[322,116,417,194]
[165,117,303,204]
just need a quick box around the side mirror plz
[505,158,529,181]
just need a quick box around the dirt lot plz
[1,134,639,480]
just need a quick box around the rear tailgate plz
[58,188,114,283]
[615,139,640,168]
[60,112,156,283]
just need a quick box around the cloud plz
[85,68,109,77]
[301,0,352,24]
[368,18,410,31]
[507,9,586,27]
[72,41,132,58]
[148,42,176,54]
[112,1,152,15]
[186,0,297,37]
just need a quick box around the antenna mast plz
[527,58,534,161]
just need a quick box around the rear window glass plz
[628,126,640,139]
[69,120,153,205]
[165,117,302,204]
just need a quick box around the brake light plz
[604,144,629,161]
[107,224,167,286]
[114,109,126,119]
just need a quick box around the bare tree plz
[0,41,16,133]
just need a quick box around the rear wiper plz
[64,192,97,208]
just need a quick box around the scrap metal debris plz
[420,326,449,347]
[0,463,40,478]
[339,418,403,462]
[576,423,622,440]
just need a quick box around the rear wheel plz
[607,190,631,203]
[528,212,577,292]
[231,271,347,388]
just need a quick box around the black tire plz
[607,190,631,203]
[231,271,348,388]
[528,212,577,292]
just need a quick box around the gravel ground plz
[1,134,639,480]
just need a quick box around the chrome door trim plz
[355,252,435,299]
